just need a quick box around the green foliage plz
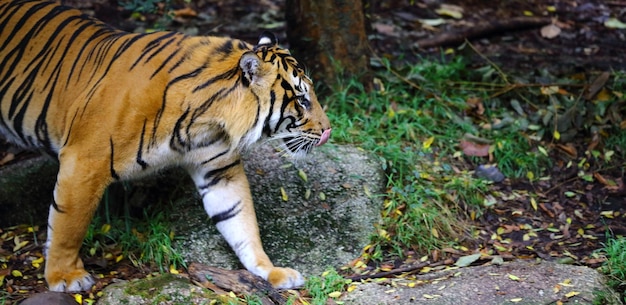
[84,192,185,273]
[119,0,171,14]
[325,55,625,263]
[596,236,626,304]
[305,268,349,305]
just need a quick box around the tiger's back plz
[1,0,330,292]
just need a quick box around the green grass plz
[305,268,349,305]
[83,188,185,273]
[325,55,625,262]
[596,236,626,304]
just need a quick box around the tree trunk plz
[285,0,371,91]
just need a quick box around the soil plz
[1,0,625,304]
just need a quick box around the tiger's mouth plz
[282,129,330,154]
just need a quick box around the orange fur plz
[0,0,330,291]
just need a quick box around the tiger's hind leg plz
[189,159,305,289]
[45,150,111,292]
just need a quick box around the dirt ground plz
[1,0,625,304]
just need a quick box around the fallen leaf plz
[508,274,521,281]
[423,136,435,149]
[328,291,342,298]
[298,169,308,182]
[455,253,481,267]
[510,298,523,303]
[460,140,490,157]
[280,187,288,201]
[605,18,626,29]
[173,7,198,18]
[565,291,580,298]
[586,71,611,100]
[540,24,561,39]
[435,4,463,19]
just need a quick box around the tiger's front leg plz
[189,158,305,289]
[44,150,110,292]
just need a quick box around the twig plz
[345,260,447,282]
[415,17,552,49]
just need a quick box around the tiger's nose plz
[316,128,331,146]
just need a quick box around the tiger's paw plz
[267,267,305,289]
[47,269,95,292]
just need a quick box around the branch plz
[416,17,552,49]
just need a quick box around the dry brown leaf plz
[586,71,611,100]
[460,140,490,157]
[466,97,485,115]
[556,143,577,158]
[173,7,198,18]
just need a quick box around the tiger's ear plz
[240,52,262,85]
[257,31,278,46]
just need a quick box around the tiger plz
[0,0,331,292]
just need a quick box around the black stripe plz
[192,66,239,93]
[201,150,229,165]
[211,201,241,224]
[51,198,65,213]
[151,66,205,147]
[170,108,190,152]
[110,137,120,180]
[150,47,180,79]
[199,160,241,189]
[136,119,149,169]
[130,32,178,70]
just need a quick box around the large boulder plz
[172,143,384,277]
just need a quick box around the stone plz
[172,143,385,277]
[340,260,620,305]
[96,273,222,305]
[20,291,78,305]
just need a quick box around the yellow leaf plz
[318,192,326,201]
[388,108,395,119]
[32,256,44,265]
[601,211,615,219]
[347,285,357,292]
[328,291,342,298]
[510,298,523,302]
[546,5,556,12]
[423,294,440,299]
[508,274,520,281]
[169,265,179,274]
[298,170,308,182]
[13,238,28,252]
[530,198,537,211]
[0,275,4,285]
[526,171,534,181]
[101,223,111,234]
[553,130,561,140]
[280,187,288,201]
[74,294,82,304]
[423,136,435,149]
[11,270,23,277]
[431,227,439,238]
[115,254,123,263]
[565,291,580,298]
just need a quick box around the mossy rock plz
[96,273,226,305]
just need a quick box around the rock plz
[20,291,78,305]
[172,143,385,277]
[96,273,222,305]
[340,260,620,305]
[0,155,57,226]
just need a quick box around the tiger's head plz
[239,32,331,157]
